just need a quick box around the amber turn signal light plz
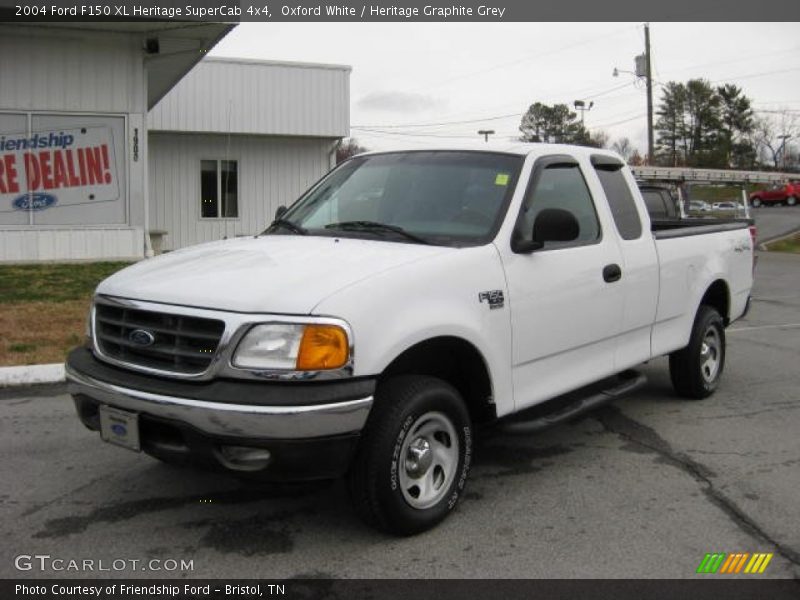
[296,324,349,370]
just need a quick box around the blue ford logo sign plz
[111,424,127,436]
[12,193,57,211]
[128,329,155,347]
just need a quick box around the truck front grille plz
[94,302,225,375]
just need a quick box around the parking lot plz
[751,205,800,243]
[1,250,798,580]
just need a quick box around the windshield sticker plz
[495,173,509,186]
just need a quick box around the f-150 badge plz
[479,290,504,309]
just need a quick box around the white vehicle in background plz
[712,201,739,211]
[689,200,712,213]
[66,143,755,535]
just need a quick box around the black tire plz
[751,197,762,208]
[347,375,472,535]
[787,196,798,207]
[669,305,726,400]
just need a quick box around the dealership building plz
[0,23,350,261]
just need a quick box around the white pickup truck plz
[66,143,754,535]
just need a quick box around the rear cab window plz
[591,155,643,240]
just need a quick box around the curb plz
[758,228,800,251]
[0,363,65,388]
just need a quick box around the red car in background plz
[749,182,799,207]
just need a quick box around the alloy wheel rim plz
[398,411,459,510]
[700,327,721,383]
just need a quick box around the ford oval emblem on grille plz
[128,329,155,347]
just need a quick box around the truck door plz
[501,154,625,411]
[589,155,660,370]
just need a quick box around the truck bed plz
[650,217,752,239]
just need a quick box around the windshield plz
[269,151,524,246]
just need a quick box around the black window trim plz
[510,153,604,253]
[590,153,644,241]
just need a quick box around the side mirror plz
[511,208,580,254]
[274,205,288,220]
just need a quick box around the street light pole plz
[778,134,791,171]
[645,23,654,165]
[574,100,594,125]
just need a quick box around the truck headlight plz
[232,323,350,371]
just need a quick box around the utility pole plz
[644,23,654,165]
[478,129,495,142]
[613,24,655,164]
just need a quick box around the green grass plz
[765,233,800,254]
[8,342,37,353]
[0,261,132,366]
[689,185,755,203]
[0,261,132,304]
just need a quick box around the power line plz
[660,45,800,78]
[405,23,639,94]
[354,127,478,139]
[352,112,520,129]
[588,113,647,130]
[352,81,636,130]
[710,66,800,84]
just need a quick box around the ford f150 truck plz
[66,143,754,535]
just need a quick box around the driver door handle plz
[603,263,622,283]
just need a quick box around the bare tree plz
[752,110,799,170]
[628,149,645,166]
[588,130,610,149]
[336,138,369,163]
[611,137,636,162]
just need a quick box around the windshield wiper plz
[268,218,308,235]
[324,221,433,245]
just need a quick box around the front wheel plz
[787,196,797,206]
[347,375,472,535]
[669,305,726,399]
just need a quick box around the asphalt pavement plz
[1,253,798,579]
[751,205,800,243]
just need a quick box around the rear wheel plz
[787,196,797,206]
[751,197,762,208]
[347,375,472,535]
[669,305,726,399]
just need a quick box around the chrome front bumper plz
[65,363,373,440]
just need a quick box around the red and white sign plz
[0,126,120,208]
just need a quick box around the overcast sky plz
[211,23,800,153]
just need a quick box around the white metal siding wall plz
[0,28,145,114]
[148,59,350,138]
[149,133,334,250]
[0,228,143,261]
[0,27,148,262]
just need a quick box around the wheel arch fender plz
[375,328,500,424]
[696,278,731,325]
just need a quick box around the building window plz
[200,159,238,218]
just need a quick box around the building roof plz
[6,22,236,109]
[149,57,350,138]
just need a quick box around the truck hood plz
[97,235,452,314]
